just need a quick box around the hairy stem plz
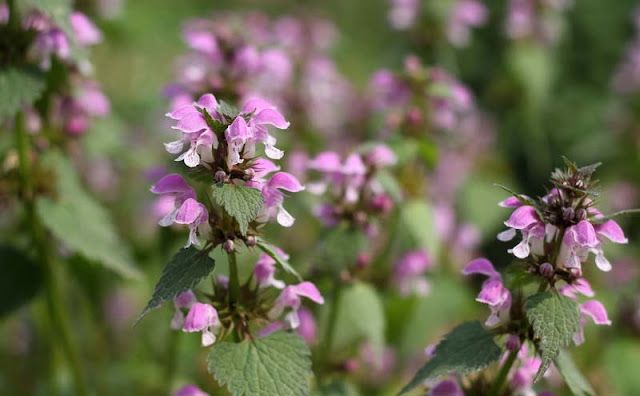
[488,346,520,396]
[228,250,240,308]
[320,279,344,371]
[15,114,90,396]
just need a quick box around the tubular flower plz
[462,258,511,326]
[268,282,325,329]
[182,303,220,347]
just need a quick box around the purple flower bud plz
[505,334,521,351]
[371,194,394,213]
[223,240,235,252]
[215,170,226,184]
[356,253,371,269]
[575,208,587,221]
[243,168,255,181]
[539,262,554,278]
[245,235,257,247]
[562,207,574,222]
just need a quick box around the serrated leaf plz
[554,350,595,396]
[36,151,142,279]
[213,184,263,236]
[331,282,385,359]
[207,331,312,396]
[525,291,581,382]
[137,246,215,323]
[218,100,239,120]
[400,321,502,395]
[0,67,45,121]
[0,245,43,318]
[256,239,302,281]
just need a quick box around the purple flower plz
[446,0,488,47]
[171,290,197,330]
[260,172,305,227]
[510,346,542,392]
[165,94,219,167]
[559,280,612,345]
[499,205,546,259]
[183,303,220,347]
[296,307,317,345]
[242,98,290,160]
[462,258,512,326]
[173,384,210,396]
[364,144,397,167]
[393,250,432,297]
[388,0,420,30]
[70,12,102,47]
[254,253,285,289]
[150,174,209,247]
[269,282,324,329]
[225,116,249,166]
[429,379,464,396]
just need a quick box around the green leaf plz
[256,239,302,282]
[213,184,263,236]
[0,67,45,121]
[207,331,312,396]
[316,224,369,271]
[0,245,43,318]
[375,169,403,203]
[36,151,142,279]
[217,100,240,120]
[137,246,215,323]
[399,200,439,259]
[554,350,595,396]
[525,291,581,382]
[312,381,360,396]
[331,282,385,359]
[400,321,502,395]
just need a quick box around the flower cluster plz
[0,2,109,134]
[505,0,574,45]
[306,144,397,236]
[151,93,324,347]
[165,12,357,139]
[387,0,487,48]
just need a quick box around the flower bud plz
[243,168,255,181]
[356,253,371,269]
[505,335,520,351]
[539,262,554,278]
[371,194,394,213]
[562,207,574,222]
[245,235,257,247]
[574,208,587,221]
[215,170,226,184]
[223,239,235,252]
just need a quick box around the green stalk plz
[15,114,90,396]
[488,346,520,396]
[227,250,240,308]
[320,279,344,370]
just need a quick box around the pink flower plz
[559,280,611,345]
[165,94,219,167]
[242,98,290,160]
[429,379,464,396]
[260,172,305,227]
[388,0,420,30]
[150,174,208,247]
[171,290,197,330]
[183,303,220,347]
[269,282,324,329]
[498,205,546,259]
[70,12,102,47]
[173,384,210,396]
[393,250,432,296]
[254,254,285,289]
[446,0,488,47]
[297,307,317,345]
[462,258,511,326]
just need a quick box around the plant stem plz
[488,347,519,396]
[227,250,240,308]
[15,114,90,396]
[321,279,344,370]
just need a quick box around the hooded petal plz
[342,153,366,175]
[173,112,208,133]
[308,151,342,173]
[151,174,192,194]
[268,172,305,192]
[175,198,205,225]
[294,282,325,304]
[166,104,197,120]
[477,279,508,306]
[498,196,527,208]
[182,303,218,332]
[581,300,611,325]
[504,205,540,229]
[570,220,598,247]
[252,108,290,129]
[461,258,500,279]
[595,220,628,244]
[242,98,275,114]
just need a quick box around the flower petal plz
[594,220,628,244]
[581,300,611,325]
[151,174,192,194]
[268,172,305,192]
[294,282,325,304]
[461,258,499,278]
[504,205,539,229]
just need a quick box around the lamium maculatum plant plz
[400,158,637,396]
